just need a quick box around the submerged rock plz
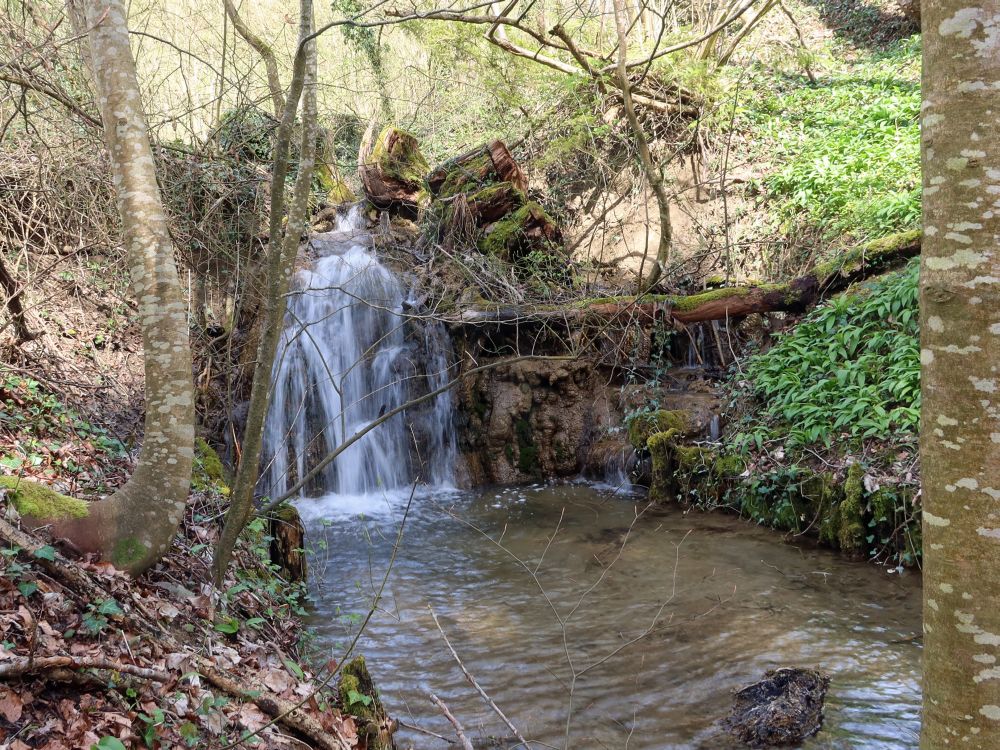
[724,667,830,747]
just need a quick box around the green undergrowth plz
[0,375,127,489]
[689,261,923,567]
[738,35,920,240]
[732,259,919,452]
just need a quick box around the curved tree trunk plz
[920,4,1000,747]
[38,0,196,574]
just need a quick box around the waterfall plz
[260,206,457,500]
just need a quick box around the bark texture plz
[213,0,318,586]
[47,0,195,574]
[920,5,1000,747]
[359,126,430,210]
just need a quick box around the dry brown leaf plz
[262,668,295,694]
[0,687,24,722]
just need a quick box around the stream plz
[299,482,921,749]
[266,211,922,749]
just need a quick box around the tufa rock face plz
[456,358,621,485]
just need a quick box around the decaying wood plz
[451,231,921,327]
[359,126,430,210]
[427,139,526,196]
[269,504,307,583]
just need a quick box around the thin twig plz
[429,607,529,748]
[429,693,474,750]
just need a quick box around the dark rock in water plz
[724,668,830,747]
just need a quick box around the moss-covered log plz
[479,201,563,260]
[428,139,526,198]
[338,656,395,750]
[451,230,920,326]
[359,125,430,211]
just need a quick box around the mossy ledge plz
[0,475,89,520]
[649,443,920,565]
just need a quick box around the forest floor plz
[0,478,385,749]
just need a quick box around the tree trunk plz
[920,5,1000,748]
[213,0,318,587]
[222,0,285,117]
[33,0,196,574]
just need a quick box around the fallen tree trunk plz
[450,230,920,327]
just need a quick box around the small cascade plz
[260,207,456,500]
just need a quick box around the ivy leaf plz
[17,581,38,597]
[347,689,372,707]
[92,738,127,750]
[33,545,56,561]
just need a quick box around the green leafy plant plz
[734,260,919,451]
[738,36,921,240]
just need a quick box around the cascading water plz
[260,206,456,501]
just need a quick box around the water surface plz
[301,483,921,749]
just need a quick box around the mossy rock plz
[647,429,679,502]
[713,453,745,478]
[0,476,88,520]
[838,463,865,552]
[627,410,692,450]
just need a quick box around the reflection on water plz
[300,483,921,749]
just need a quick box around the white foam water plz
[260,206,457,503]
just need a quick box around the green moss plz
[515,417,539,474]
[193,437,229,492]
[326,179,356,205]
[838,463,865,551]
[627,410,691,450]
[712,454,745,478]
[437,153,493,198]
[479,202,556,259]
[0,476,88,520]
[468,182,526,208]
[371,126,430,190]
[814,229,922,279]
[112,537,148,569]
[647,429,679,502]
[339,656,378,721]
[669,286,753,313]
[675,445,711,471]
[865,228,922,255]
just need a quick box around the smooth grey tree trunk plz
[27,0,196,574]
[920,3,1000,747]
